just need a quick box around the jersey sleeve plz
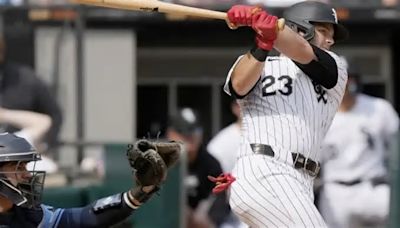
[327,51,348,92]
[223,55,244,96]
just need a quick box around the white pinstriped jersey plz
[321,94,399,182]
[224,52,348,162]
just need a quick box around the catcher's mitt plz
[134,139,182,168]
[127,142,167,187]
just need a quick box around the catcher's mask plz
[0,133,45,208]
[283,1,348,41]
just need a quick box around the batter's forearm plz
[230,53,265,96]
[274,26,315,64]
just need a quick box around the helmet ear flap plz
[286,21,297,31]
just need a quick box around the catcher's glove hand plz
[134,139,182,168]
[127,142,167,187]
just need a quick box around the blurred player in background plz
[207,99,247,228]
[0,107,51,148]
[0,107,59,173]
[319,57,399,228]
[0,36,63,151]
[166,107,224,228]
[208,98,241,173]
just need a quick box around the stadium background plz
[1,0,399,227]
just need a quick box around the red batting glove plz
[255,34,275,51]
[208,173,236,194]
[227,5,263,27]
[252,11,278,50]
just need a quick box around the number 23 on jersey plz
[262,75,293,97]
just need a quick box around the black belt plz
[335,179,362,186]
[335,176,388,186]
[250,143,320,177]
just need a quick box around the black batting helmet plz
[0,133,44,208]
[283,1,348,41]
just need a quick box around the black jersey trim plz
[294,45,338,89]
[228,77,261,99]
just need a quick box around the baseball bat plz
[72,0,286,31]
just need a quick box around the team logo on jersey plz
[323,144,339,160]
[312,81,327,104]
[361,128,375,149]
[332,8,338,23]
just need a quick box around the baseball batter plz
[318,60,399,228]
[222,2,349,227]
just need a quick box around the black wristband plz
[249,46,270,62]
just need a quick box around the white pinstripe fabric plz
[224,52,348,228]
[229,154,327,228]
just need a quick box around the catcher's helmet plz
[0,133,38,163]
[283,1,348,41]
[0,133,44,208]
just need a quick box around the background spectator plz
[166,107,223,228]
[0,36,63,152]
[207,98,247,228]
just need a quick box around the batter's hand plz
[252,11,278,50]
[227,5,263,28]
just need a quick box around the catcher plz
[0,133,181,227]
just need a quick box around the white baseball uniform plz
[319,93,399,228]
[208,122,241,173]
[224,51,348,228]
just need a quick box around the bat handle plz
[227,18,286,32]
[276,18,286,31]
